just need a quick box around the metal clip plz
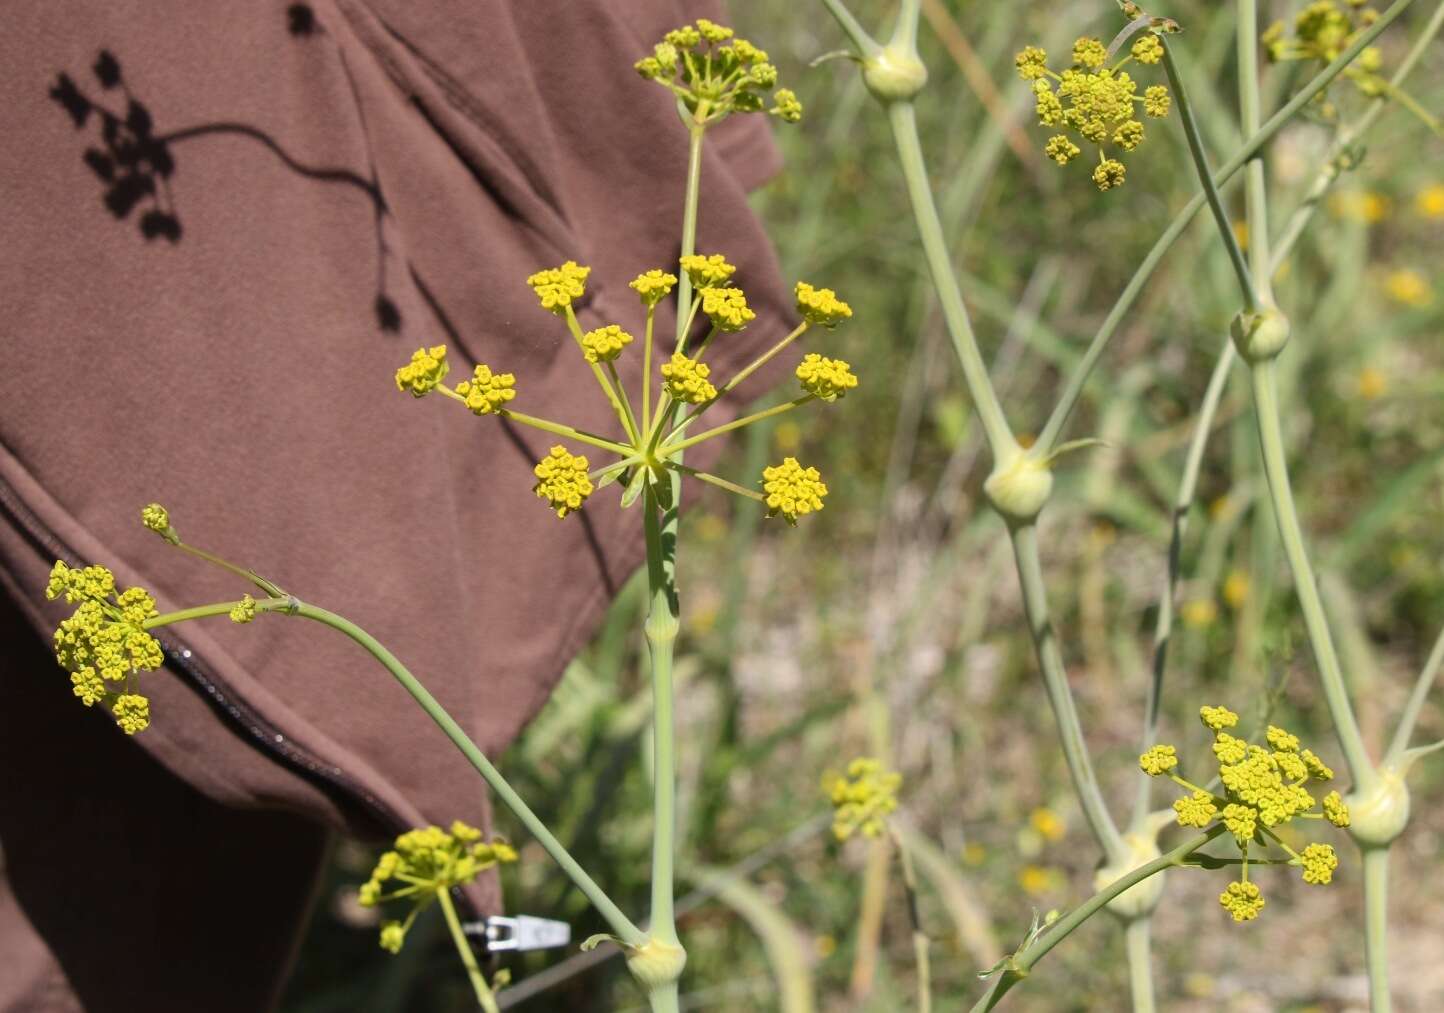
[463,915,571,953]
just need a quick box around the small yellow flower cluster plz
[1014,33,1172,191]
[455,364,518,415]
[699,286,755,332]
[794,282,852,328]
[1263,1,1390,111]
[660,352,717,404]
[46,560,163,734]
[141,503,169,536]
[634,22,801,124]
[580,325,634,364]
[395,345,450,397]
[1141,704,1350,921]
[358,820,518,955]
[630,269,678,307]
[395,256,854,525]
[230,594,258,624]
[526,260,591,315]
[796,353,858,402]
[1220,880,1265,921]
[762,457,827,525]
[680,253,737,288]
[1139,743,1178,775]
[533,446,593,518]
[825,757,902,840]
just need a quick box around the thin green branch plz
[1250,361,1372,782]
[285,600,645,947]
[1010,524,1127,863]
[972,827,1226,1011]
[1161,41,1259,312]
[1036,0,1418,452]
[1386,621,1444,765]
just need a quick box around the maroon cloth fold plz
[0,1,792,1008]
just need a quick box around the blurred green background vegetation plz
[282,0,1444,1009]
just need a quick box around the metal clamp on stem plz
[462,915,572,953]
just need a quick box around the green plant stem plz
[886,99,1015,459]
[1035,0,1417,452]
[438,887,500,1013]
[1010,524,1127,863]
[662,396,814,455]
[1363,847,1392,1013]
[1161,43,1259,312]
[284,600,645,947]
[893,829,932,1013]
[1237,0,1273,302]
[685,322,809,425]
[1250,361,1371,782]
[562,306,640,442]
[496,410,631,457]
[669,462,765,502]
[172,541,284,597]
[607,360,642,446]
[819,0,881,57]
[642,308,655,436]
[642,484,682,951]
[1132,336,1236,828]
[675,125,705,350]
[1386,621,1444,765]
[971,827,1224,1011]
[1124,919,1155,1013]
[145,598,287,629]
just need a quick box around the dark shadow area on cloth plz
[45,5,404,332]
[0,592,330,1013]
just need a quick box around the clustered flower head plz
[699,285,755,332]
[762,457,828,524]
[1141,704,1351,921]
[1014,26,1172,191]
[140,502,179,544]
[455,364,518,415]
[46,559,164,734]
[1263,1,1397,115]
[825,757,902,840]
[630,269,678,307]
[634,21,801,124]
[393,252,854,527]
[580,325,634,364]
[395,344,450,397]
[357,820,518,955]
[534,446,594,518]
[660,351,716,404]
[794,282,852,328]
[526,261,591,316]
[796,353,858,402]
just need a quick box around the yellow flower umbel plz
[396,345,450,397]
[455,364,517,415]
[357,820,518,955]
[660,352,717,404]
[526,261,591,315]
[761,457,828,525]
[795,354,858,402]
[396,252,853,525]
[534,446,594,518]
[825,757,902,840]
[46,560,164,734]
[1014,25,1172,191]
[635,22,802,125]
[1263,1,1430,128]
[1140,704,1352,922]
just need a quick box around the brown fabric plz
[0,1,792,1009]
[0,593,330,1013]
